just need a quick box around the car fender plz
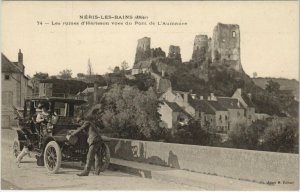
[41,136,57,153]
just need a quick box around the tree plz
[87,59,93,76]
[262,118,298,153]
[33,72,49,79]
[121,60,129,71]
[77,73,85,78]
[59,69,72,80]
[113,66,120,73]
[100,84,160,139]
[265,80,280,93]
[31,72,49,95]
[228,121,260,150]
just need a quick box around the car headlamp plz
[66,134,78,145]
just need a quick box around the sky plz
[2,1,299,80]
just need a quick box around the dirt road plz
[1,129,202,190]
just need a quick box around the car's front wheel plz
[44,141,62,174]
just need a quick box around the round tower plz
[192,35,208,62]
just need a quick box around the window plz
[2,91,13,106]
[237,111,240,117]
[232,31,236,37]
[4,74,10,80]
[225,115,228,120]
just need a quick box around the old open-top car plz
[12,97,110,173]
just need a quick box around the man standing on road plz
[70,115,102,176]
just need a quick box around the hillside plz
[252,77,299,98]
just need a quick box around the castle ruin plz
[134,37,151,64]
[168,45,182,62]
[191,35,209,62]
[133,22,243,76]
[211,23,241,71]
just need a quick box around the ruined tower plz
[191,35,209,62]
[211,23,241,71]
[134,37,151,64]
[168,45,181,62]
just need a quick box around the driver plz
[70,115,102,176]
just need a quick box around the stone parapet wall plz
[108,138,299,187]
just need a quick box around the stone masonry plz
[211,23,241,71]
[134,37,151,64]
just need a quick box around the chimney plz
[93,82,98,104]
[18,49,23,65]
[18,49,25,73]
[200,96,204,100]
[236,88,242,95]
[161,69,165,77]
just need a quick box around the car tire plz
[99,143,110,172]
[44,141,62,174]
[13,138,20,158]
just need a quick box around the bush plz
[261,118,298,153]
[228,121,260,150]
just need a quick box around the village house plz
[76,84,107,105]
[132,60,152,75]
[206,100,229,133]
[217,97,245,130]
[159,88,195,116]
[158,101,190,129]
[187,94,229,133]
[1,50,33,128]
[188,98,215,131]
[231,88,256,124]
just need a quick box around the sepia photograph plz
[1,1,299,190]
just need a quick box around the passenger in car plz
[36,104,49,123]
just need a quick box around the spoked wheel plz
[98,143,110,172]
[13,138,20,158]
[44,141,62,174]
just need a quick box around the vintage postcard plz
[1,1,299,191]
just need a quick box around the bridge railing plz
[108,138,299,187]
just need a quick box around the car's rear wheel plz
[99,143,110,172]
[13,138,20,158]
[44,141,62,174]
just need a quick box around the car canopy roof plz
[26,97,86,105]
